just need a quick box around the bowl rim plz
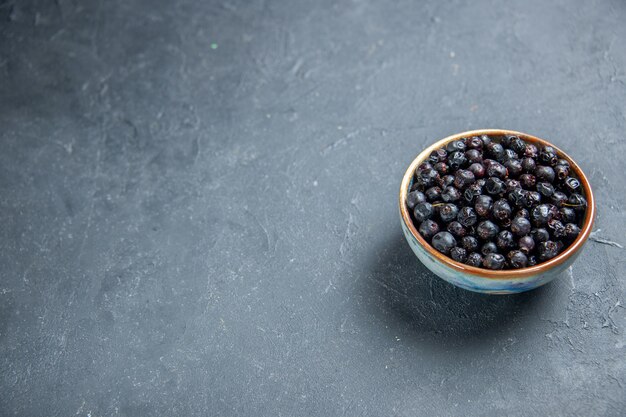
[399,129,596,279]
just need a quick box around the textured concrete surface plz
[1,0,625,416]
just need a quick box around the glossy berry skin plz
[527,255,538,266]
[441,186,461,202]
[535,165,556,183]
[508,188,527,207]
[447,151,467,169]
[515,208,530,219]
[551,191,568,207]
[477,220,499,240]
[519,174,536,189]
[406,190,426,209]
[531,204,558,226]
[468,162,486,178]
[539,146,558,165]
[425,186,442,202]
[505,179,521,192]
[524,144,538,158]
[486,142,505,161]
[474,195,493,217]
[418,219,440,239]
[446,140,466,153]
[461,236,479,252]
[467,136,483,149]
[429,148,448,164]
[564,177,580,191]
[480,135,492,146]
[457,206,478,227]
[525,191,542,207]
[548,219,566,239]
[496,230,516,251]
[536,182,555,197]
[485,177,506,195]
[568,193,587,211]
[504,159,522,177]
[454,170,475,189]
[465,149,483,163]
[481,242,498,255]
[447,221,467,238]
[521,157,536,173]
[416,168,440,188]
[483,253,506,270]
[564,223,581,241]
[450,247,468,263]
[502,149,518,162]
[492,199,512,221]
[554,165,569,180]
[559,207,576,223]
[510,137,526,154]
[414,202,434,223]
[432,231,457,255]
[487,162,507,179]
[439,204,459,223]
[466,252,483,267]
[508,250,528,268]
[518,235,535,254]
[538,241,560,261]
[531,228,550,243]
[464,183,483,203]
[511,216,531,236]
[434,162,448,175]
[442,175,455,187]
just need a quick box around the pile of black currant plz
[407,134,587,270]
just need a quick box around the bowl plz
[399,129,595,294]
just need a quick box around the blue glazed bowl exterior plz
[399,129,595,295]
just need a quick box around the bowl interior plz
[399,129,595,279]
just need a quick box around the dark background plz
[1,0,625,416]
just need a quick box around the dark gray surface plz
[1,0,625,415]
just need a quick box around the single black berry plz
[474,195,493,217]
[454,169,475,189]
[485,177,506,195]
[425,186,442,202]
[465,149,483,163]
[447,221,467,238]
[457,206,478,227]
[481,241,498,255]
[530,228,550,243]
[418,219,440,239]
[508,250,528,268]
[511,216,531,236]
[450,247,468,263]
[432,231,457,255]
[461,236,479,252]
[466,252,483,267]
[538,240,560,261]
[441,186,462,202]
[536,165,556,183]
[518,235,535,254]
[439,203,459,222]
[407,190,427,209]
[492,199,512,221]
[483,253,506,270]
[496,230,516,251]
[468,162,486,178]
[477,220,499,240]
[414,202,434,223]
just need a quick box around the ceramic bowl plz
[399,129,595,294]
